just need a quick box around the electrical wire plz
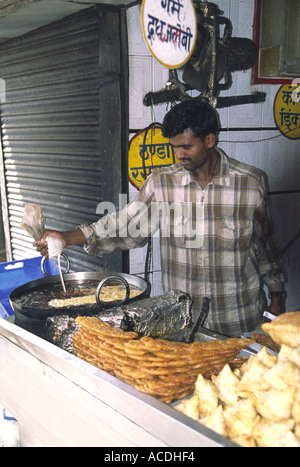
[219,127,300,144]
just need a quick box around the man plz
[35,100,285,337]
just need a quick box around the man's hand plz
[33,230,66,258]
[33,228,87,257]
[264,293,284,322]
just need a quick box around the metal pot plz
[9,257,149,340]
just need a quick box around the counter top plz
[0,317,237,447]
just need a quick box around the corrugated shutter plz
[0,6,129,272]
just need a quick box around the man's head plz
[162,100,219,174]
[162,100,219,141]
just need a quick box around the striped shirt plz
[79,148,285,337]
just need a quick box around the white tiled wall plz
[127,1,300,310]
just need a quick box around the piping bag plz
[20,204,66,291]
[20,203,64,259]
[20,203,66,292]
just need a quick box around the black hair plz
[162,100,219,140]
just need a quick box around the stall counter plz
[0,318,237,447]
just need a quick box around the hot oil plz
[18,280,141,311]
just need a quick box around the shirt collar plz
[214,147,231,186]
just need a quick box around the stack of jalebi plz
[72,316,252,404]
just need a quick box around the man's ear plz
[205,133,216,148]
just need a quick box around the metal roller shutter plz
[0,6,129,272]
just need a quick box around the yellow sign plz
[128,125,178,190]
[274,82,300,139]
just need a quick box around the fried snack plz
[49,285,142,308]
[253,418,300,448]
[230,434,256,448]
[292,400,300,424]
[262,311,300,348]
[223,399,258,438]
[174,323,300,448]
[263,366,289,391]
[72,316,252,404]
[250,387,295,423]
[255,346,278,368]
[251,333,280,354]
[199,405,227,438]
[194,374,219,417]
[278,344,300,367]
[236,356,270,396]
[274,361,300,386]
[174,395,200,421]
[212,364,240,405]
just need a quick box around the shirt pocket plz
[220,215,252,247]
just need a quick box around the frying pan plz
[9,256,149,339]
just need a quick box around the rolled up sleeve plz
[78,179,157,257]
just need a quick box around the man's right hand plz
[33,228,87,257]
[33,229,66,258]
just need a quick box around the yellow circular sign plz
[128,125,178,190]
[274,82,300,139]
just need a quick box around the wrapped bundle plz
[119,289,193,337]
[47,289,193,349]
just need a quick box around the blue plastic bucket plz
[0,257,59,317]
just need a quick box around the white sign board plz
[141,0,197,69]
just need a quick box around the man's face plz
[169,130,215,173]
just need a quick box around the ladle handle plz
[41,253,70,277]
[96,275,130,308]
